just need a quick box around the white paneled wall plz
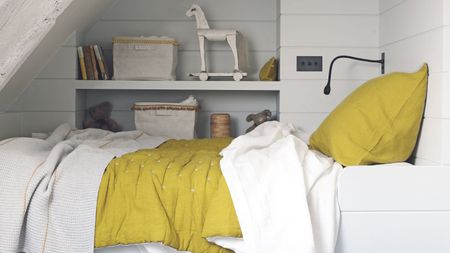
[282,0,379,15]
[379,0,450,165]
[5,0,382,136]
[7,32,80,137]
[6,0,450,164]
[84,0,278,80]
[278,0,380,132]
[379,0,405,13]
[0,113,22,139]
[8,1,278,138]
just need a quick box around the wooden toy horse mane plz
[186,4,248,81]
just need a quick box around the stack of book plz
[77,45,110,80]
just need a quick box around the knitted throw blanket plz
[0,124,166,253]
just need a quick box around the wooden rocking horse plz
[186,4,247,81]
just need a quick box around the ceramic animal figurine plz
[246,109,272,133]
[186,4,247,81]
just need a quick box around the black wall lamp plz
[323,53,385,95]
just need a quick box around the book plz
[93,45,108,80]
[99,46,111,80]
[89,45,99,80]
[83,46,94,80]
[77,46,87,80]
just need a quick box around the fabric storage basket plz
[113,36,178,80]
[133,102,199,139]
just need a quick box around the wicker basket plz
[210,113,231,138]
[113,36,178,80]
[133,102,199,139]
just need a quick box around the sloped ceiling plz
[0,0,73,91]
[0,0,115,112]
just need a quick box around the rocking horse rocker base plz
[189,71,248,81]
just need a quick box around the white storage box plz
[132,97,199,139]
[113,36,178,80]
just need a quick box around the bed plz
[95,164,450,253]
[0,121,340,253]
[1,64,443,253]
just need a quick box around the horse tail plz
[237,32,249,72]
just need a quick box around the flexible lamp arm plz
[324,53,385,95]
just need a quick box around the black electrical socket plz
[296,56,323,72]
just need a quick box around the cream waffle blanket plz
[0,124,166,253]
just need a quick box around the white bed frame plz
[335,165,450,253]
[96,164,450,253]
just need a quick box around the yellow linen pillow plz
[309,64,428,166]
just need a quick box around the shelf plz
[59,79,281,91]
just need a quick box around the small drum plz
[210,113,231,138]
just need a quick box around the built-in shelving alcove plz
[74,80,280,137]
[76,0,280,137]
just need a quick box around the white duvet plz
[220,121,342,253]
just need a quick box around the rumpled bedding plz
[221,121,343,253]
[95,138,241,252]
[1,121,342,253]
[0,124,167,253]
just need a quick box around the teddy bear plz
[245,109,272,133]
[82,101,122,132]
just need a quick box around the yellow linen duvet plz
[95,138,241,252]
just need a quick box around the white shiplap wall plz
[7,0,450,162]
[278,0,380,132]
[9,0,279,138]
[9,32,81,136]
[5,0,384,136]
[84,0,278,80]
[379,0,450,165]
[0,112,22,139]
